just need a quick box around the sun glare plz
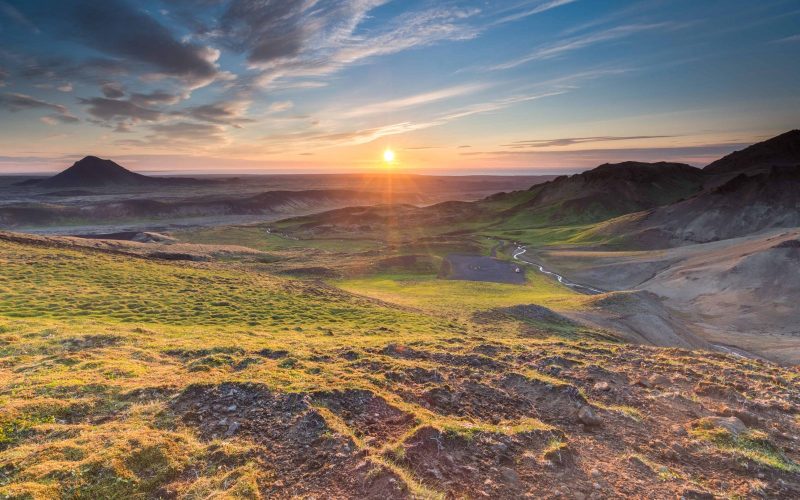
[383,148,395,163]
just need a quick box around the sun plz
[383,148,395,163]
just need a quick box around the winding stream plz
[512,246,604,295]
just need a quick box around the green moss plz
[691,422,800,473]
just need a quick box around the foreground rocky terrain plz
[0,236,798,498]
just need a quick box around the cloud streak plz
[503,135,674,148]
[489,22,675,71]
[492,0,578,25]
[340,84,488,118]
[0,92,78,123]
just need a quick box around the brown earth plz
[163,341,800,499]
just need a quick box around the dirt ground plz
[164,340,800,499]
[534,229,800,365]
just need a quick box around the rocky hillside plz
[495,162,705,227]
[596,166,800,248]
[705,129,800,176]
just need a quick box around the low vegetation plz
[1,235,798,498]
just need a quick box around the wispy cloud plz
[248,5,481,88]
[492,0,578,25]
[773,34,800,43]
[489,22,675,71]
[340,83,488,119]
[258,89,567,151]
[0,92,78,123]
[503,135,674,148]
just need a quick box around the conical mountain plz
[39,156,154,188]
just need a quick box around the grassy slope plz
[0,238,572,497]
[335,269,586,317]
[1,237,799,498]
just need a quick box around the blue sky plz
[0,0,798,174]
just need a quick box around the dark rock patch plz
[312,389,416,442]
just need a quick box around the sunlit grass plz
[335,269,588,316]
[690,418,800,473]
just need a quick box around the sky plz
[0,0,798,175]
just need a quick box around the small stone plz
[593,381,610,392]
[224,421,240,437]
[499,467,522,488]
[649,374,670,388]
[227,404,237,412]
[726,408,760,427]
[680,488,715,500]
[703,416,747,435]
[628,455,651,471]
[578,406,602,427]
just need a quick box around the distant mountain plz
[35,156,211,189]
[595,165,800,248]
[704,129,800,175]
[38,156,156,188]
[490,161,705,227]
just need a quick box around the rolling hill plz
[487,161,705,229]
[594,165,800,248]
[704,129,800,176]
[0,189,405,228]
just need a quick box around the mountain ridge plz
[704,129,800,175]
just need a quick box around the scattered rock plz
[578,405,602,427]
[697,416,748,435]
[593,381,611,392]
[649,374,670,388]
[680,488,716,499]
[719,407,761,427]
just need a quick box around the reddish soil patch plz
[312,389,416,443]
[171,383,409,498]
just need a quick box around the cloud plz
[79,96,163,122]
[489,23,674,71]
[116,120,229,149]
[184,99,254,126]
[0,92,78,123]
[438,91,566,122]
[340,83,487,118]
[130,90,184,107]
[150,121,226,140]
[213,1,479,88]
[40,114,79,125]
[57,83,73,92]
[773,34,800,43]
[492,0,578,25]
[0,67,8,87]
[0,92,64,113]
[0,1,39,33]
[257,90,566,151]
[267,101,293,114]
[101,82,125,99]
[503,135,674,148]
[12,0,220,87]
